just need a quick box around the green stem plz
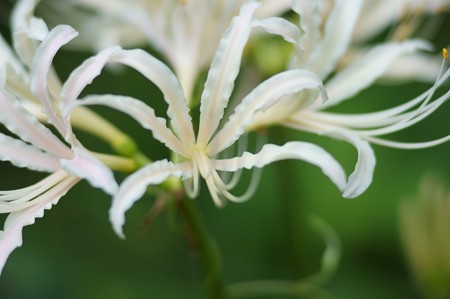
[71,106,137,156]
[274,127,307,277]
[92,152,138,172]
[177,196,228,299]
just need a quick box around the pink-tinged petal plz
[0,176,78,275]
[208,69,323,155]
[60,46,120,112]
[30,25,79,134]
[0,133,59,172]
[0,88,72,158]
[196,1,260,147]
[323,40,432,108]
[61,47,195,147]
[110,160,191,238]
[72,94,187,157]
[212,141,347,194]
[307,0,363,78]
[60,147,118,196]
[252,17,300,45]
[326,131,375,198]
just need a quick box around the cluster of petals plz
[37,0,291,100]
[0,0,117,274]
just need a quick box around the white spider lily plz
[37,0,291,101]
[0,25,118,275]
[58,2,361,238]
[250,0,449,197]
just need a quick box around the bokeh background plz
[0,1,449,298]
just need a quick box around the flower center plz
[190,145,212,179]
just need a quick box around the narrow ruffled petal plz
[323,40,432,108]
[73,94,188,156]
[0,176,78,275]
[196,1,260,147]
[60,147,118,196]
[326,131,375,198]
[252,17,300,45]
[61,47,195,147]
[0,88,72,158]
[208,69,323,155]
[109,160,191,238]
[306,0,363,78]
[30,25,79,134]
[212,141,347,194]
[0,133,59,172]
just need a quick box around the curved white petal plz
[30,25,79,134]
[61,47,195,147]
[60,46,120,112]
[0,35,25,77]
[252,17,300,45]
[0,88,72,158]
[0,176,78,275]
[0,133,59,172]
[352,0,399,43]
[73,94,187,157]
[196,1,260,147]
[326,131,375,198]
[212,141,347,193]
[11,0,40,67]
[110,160,191,238]
[323,40,432,108]
[256,0,291,19]
[381,52,445,83]
[292,0,321,62]
[306,0,363,78]
[208,69,323,155]
[60,147,118,196]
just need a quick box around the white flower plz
[59,2,362,238]
[250,0,450,197]
[0,24,118,274]
[37,0,291,101]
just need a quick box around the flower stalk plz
[177,194,229,299]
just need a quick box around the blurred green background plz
[0,2,449,298]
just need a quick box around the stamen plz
[218,133,248,186]
[443,48,448,60]
[183,161,200,198]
